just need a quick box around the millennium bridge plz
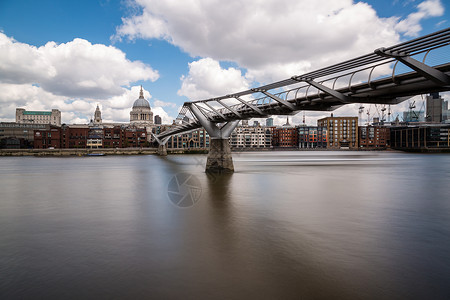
[153,28,450,173]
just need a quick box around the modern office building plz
[298,126,327,148]
[403,111,425,122]
[391,125,450,150]
[154,115,162,125]
[426,92,443,123]
[443,100,449,123]
[266,117,274,127]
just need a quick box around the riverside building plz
[0,122,50,149]
[317,116,358,149]
[166,128,209,149]
[16,108,61,126]
[390,124,450,150]
[34,124,149,149]
[230,125,273,148]
[272,118,298,148]
[298,126,327,149]
[359,126,390,148]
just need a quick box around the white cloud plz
[246,61,313,85]
[178,58,250,100]
[115,0,446,87]
[115,0,403,84]
[0,33,173,125]
[152,107,173,124]
[112,10,170,42]
[153,99,177,108]
[107,85,152,109]
[113,0,446,127]
[0,83,65,121]
[395,0,444,36]
[0,33,159,99]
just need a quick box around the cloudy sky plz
[0,0,449,125]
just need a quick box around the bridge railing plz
[195,39,450,121]
[157,28,450,139]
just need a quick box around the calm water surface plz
[1,151,450,299]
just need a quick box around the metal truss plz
[156,28,450,142]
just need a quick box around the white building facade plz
[16,108,61,126]
[230,125,273,148]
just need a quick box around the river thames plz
[1,151,450,299]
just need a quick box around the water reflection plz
[0,152,449,299]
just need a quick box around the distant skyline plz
[1,0,449,125]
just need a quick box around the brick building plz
[34,125,148,149]
[63,126,89,148]
[359,126,390,148]
[272,121,298,148]
[34,126,63,149]
[103,126,123,148]
[34,125,88,149]
[123,126,148,148]
[317,116,358,149]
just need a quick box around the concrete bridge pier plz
[157,144,168,156]
[187,103,239,173]
[206,138,234,173]
[204,120,239,173]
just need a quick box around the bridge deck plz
[157,28,450,140]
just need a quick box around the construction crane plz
[373,104,387,125]
[358,105,364,126]
[381,105,387,124]
[387,105,392,123]
[408,101,418,122]
[366,105,372,126]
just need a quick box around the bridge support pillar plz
[153,134,169,156]
[157,144,167,156]
[186,103,239,173]
[206,138,234,173]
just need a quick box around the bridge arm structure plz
[155,28,450,173]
